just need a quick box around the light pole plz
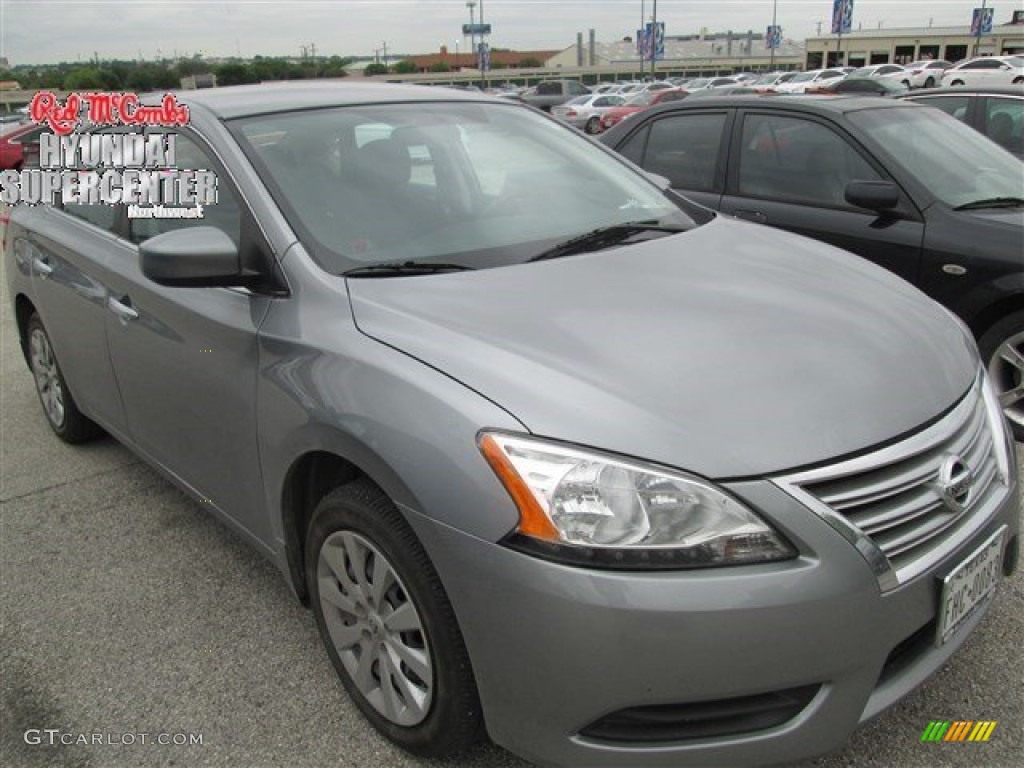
[455,39,460,70]
[466,0,477,76]
[770,0,778,70]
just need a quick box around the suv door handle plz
[32,257,54,278]
[733,210,767,224]
[108,296,139,322]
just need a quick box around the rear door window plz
[634,112,728,192]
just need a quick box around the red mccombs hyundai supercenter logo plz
[0,91,216,220]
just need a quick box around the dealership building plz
[805,15,1024,68]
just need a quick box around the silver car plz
[551,93,627,134]
[5,83,1020,767]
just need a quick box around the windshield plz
[848,106,1024,208]
[790,71,817,83]
[851,67,875,77]
[234,102,699,274]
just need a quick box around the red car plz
[0,122,44,171]
[598,88,687,132]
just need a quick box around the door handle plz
[733,210,767,224]
[108,296,139,322]
[32,257,54,278]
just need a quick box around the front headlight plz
[479,432,796,569]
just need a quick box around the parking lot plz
[1,263,1022,768]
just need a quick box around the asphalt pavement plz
[1,271,1021,768]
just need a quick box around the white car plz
[848,63,906,82]
[900,59,952,89]
[551,93,627,134]
[776,68,847,94]
[941,56,1024,88]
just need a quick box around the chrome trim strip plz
[773,374,1011,592]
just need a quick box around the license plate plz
[936,526,1006,646]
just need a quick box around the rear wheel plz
[1014,76,1024,85]
[924,76,935,88]
[26,313,102,443]
[584,116,600,135]
[306,481,482,757]
[951,79,965,86]
[978,311,1024,441]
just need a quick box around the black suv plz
[600,95,1024,437]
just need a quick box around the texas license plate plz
[936,526,1006,646]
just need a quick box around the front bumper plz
[404,472,1019,767]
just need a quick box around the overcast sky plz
[0,0,1009,66]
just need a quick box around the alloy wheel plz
[29,327,66,429]
[988,329,1024,432]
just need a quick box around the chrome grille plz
[775,376,1011,590]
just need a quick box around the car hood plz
[348,218,977,479]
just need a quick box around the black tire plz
[951,79,964,86]
[25,313,103,444]
[306,480,482,757]
[1014,76,1024,85]
[978,310,1024,441]
[584,116,600,135]
[924,76,935,88]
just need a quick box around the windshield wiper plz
[343,261,475,278]
[953,197,1024,211]
[529,222,687,263]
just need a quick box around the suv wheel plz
[979,311,1024,440]
[306,481,482,757]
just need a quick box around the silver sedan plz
[551,93,627,134]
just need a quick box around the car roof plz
[904,85,1024,98]
[637,93,917,116]
[158,81,497,120]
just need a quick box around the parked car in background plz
[775,68,847,93]
[683,76,741,92]
[598,87,688,131]
[551,93,627,133]
[941,56,1024,87]
[601,95,1024,434]
[521,79,591,112]
[902,86,1024,158]
[847,63,906,82]
[6,81,1019,768]
[0,122,44,171]
[900,59,952,89]
[810,77,908,96]
[751,71,799,92]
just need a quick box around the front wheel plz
[26,313,102,443]
[1014,76,1024,85]
[924,76,935,88]
[584,116,600,134]
[951,79,965,86]
[978,311,1024,441]
[306,481,482,757]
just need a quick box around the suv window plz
[629,113,727,192]
[737,114,881,207]
[984,98,1023,154]
[912,95,970,121]
[64,201,118,232]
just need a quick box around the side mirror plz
[845,180,900,212]
[140,227,245,287]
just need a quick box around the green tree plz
[363,63,389,76]
[215,63,258,86]
[429,61,451,73]
[518,57,543,68]
[393,59,418,74]
[63,67,107,89]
